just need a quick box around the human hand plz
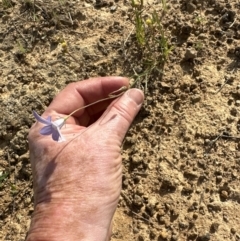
[26,77,144,241]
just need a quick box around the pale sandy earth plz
[0,0,240,240]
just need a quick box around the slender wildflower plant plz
[33,86,127,142]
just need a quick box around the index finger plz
[44,76,129,120]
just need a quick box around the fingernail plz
[127,89,144,106]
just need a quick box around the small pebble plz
[184,48,197,60]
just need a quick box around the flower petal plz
[52,128,61,141]
[52,128,65,142]
[52,118,65,129]
[40,125,53,135]
[33,111,51,125]
[58,129,65,142]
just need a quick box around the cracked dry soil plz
[1,0,240,240]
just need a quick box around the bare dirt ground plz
[1,0,240,240]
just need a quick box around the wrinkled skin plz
[27,77,144,241]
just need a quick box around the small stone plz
[131,154,142,164]
[133,194,143,207]
[187,2,197,13]
[122,179,128,188]
[183,170,198,179]
[133,176,141,184]
[184,48,197,60]
[198,33,208,40]
[160,82,171,88]
[179,221,189,230]
[198,233,210,241]
[159,229,168,239]
[207,202,222,212]
[24,197,32,205]
[48,71,55,77]
[231,227,236,234]
[158,209,165,217]
[223,213,228,222]
[136,186,144,196]
[220,190,229,199]
[145,203,155,217]
[158,216,166,224]
[160,178,177,193]
[191,95,201,103]
[210,222,219,233]
[232,172,237,178]
[110,5,117,12]
[236,100,240,106]
[133,227,139,234]
[216,175,222,183]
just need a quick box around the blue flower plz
[33,111,65,142]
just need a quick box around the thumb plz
[95,88,144,144]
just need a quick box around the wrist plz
[26,201,111,241]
